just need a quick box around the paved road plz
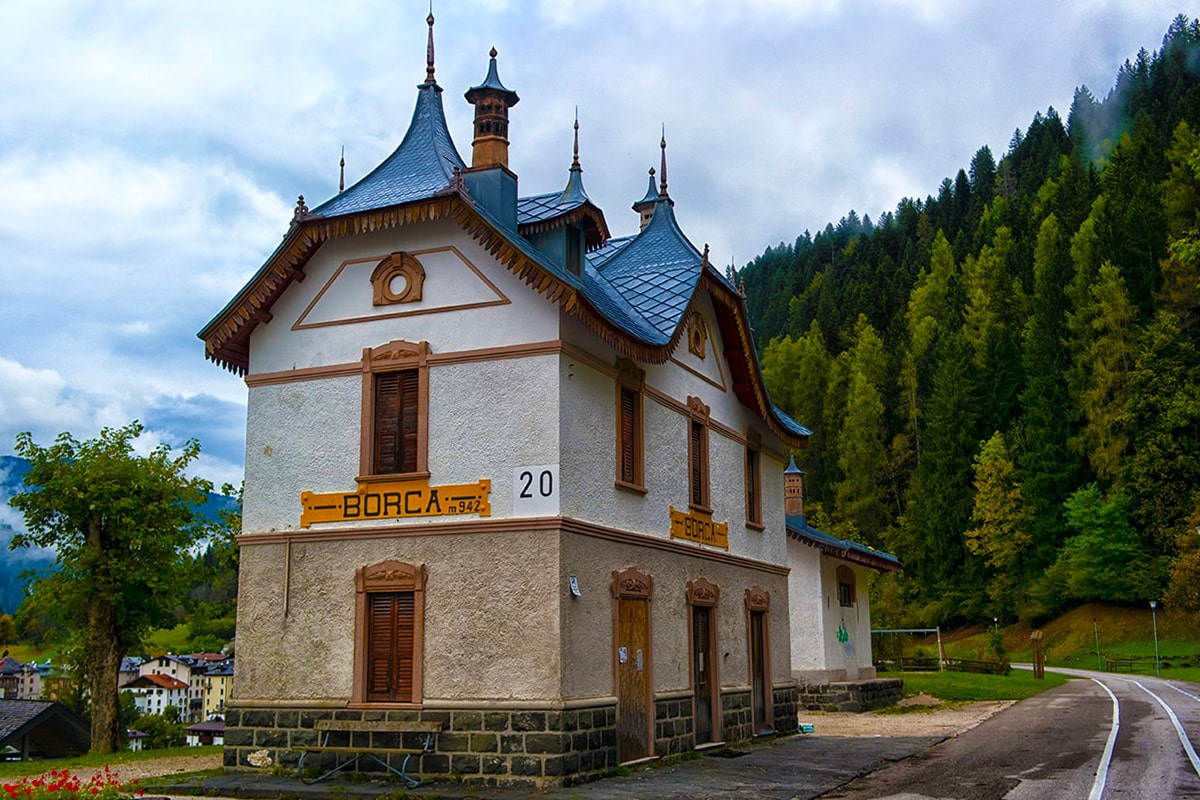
[819,668,1200,799]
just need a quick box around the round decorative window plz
[371,252,425,306]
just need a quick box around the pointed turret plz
[312,11,465,217]
[784,455,806,519]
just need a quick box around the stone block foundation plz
[223,703,618,786]
[795,678,903,712]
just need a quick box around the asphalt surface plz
[818,668,1200,799]
[148,733,946,800]
[148,669,1200,800]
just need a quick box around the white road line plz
[1166,682,1200,703]
[1089,677,1121,800]
[1130,679,1200,779]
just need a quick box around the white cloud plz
[0,0,1189,486]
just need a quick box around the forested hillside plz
[741,16,1200,626]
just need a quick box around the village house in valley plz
[201,15,897,785]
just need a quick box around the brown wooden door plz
[616,597,651,761]
[366,591,414,702]
[749,609,770,734]
[692,605,714,744]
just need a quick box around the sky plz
[0,0,1188,489]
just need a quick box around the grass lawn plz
[0,746,221,780]
[894,669,1070,702]
[143,623,192,655]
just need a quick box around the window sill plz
[348,701,423,709]
[689,502,713,516]
[745,520,765,532]
[355,471,432,485]
[614,480,648,495]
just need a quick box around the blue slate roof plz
[786,515,901,571]
[586,199,702,344]
[312,82,466,218]
[634,172,659,208]
[772,405,813,438]
[518,168,589,225]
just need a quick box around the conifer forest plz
[742,16,1200,626]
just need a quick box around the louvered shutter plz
[399,369,419,474]
[374,373,401,474]
[374,369,419,475]
[620,388,636,483]
[366,592,415,702]
[747,448,760,523]
[690,420,704,506]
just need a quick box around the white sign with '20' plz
[513,465,559,516]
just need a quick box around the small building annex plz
[201,15,895,786]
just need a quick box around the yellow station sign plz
[669,505,729,550]
[301,479,491,528]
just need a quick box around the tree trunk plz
[86,516,122,754]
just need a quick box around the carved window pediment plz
[611,566,653,600]
[356,559,427,593]
[744,585,770,612]
[686,577,720,608]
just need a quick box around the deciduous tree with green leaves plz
[8,422,212,753]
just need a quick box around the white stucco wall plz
[248,222,560,374]
[559,532,792,702]
[242,355,560,534]
[787,537,877,681]
[233,530,561,704]
[558,312,789,568]
[786,538,826,674]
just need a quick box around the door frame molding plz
[745,585,774,735]
[686,577,721,744]
[611,567,654,761]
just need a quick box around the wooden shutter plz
[620,387,637,483]
[374,373,401,474]
[690,420,705,506]
[746,447,761,524]
[366,592,414,702]
[374,369,419,475]
[398,369,419,474]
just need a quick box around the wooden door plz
[749,609,769,734]
[692,605,714,744]
[616,596,651,761]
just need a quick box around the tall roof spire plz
[338,146,345,193]
[658,125,669,198]
[570,108,581,172]
[425,6,436,84]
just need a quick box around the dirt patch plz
[66,752,223,784]
[798,699,1014,738]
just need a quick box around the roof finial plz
[571,107,581,171]
[338,146,345,193]
[659,124,669,197]
[425,5,437,84]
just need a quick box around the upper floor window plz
[745,430,763,529]
[615,360,645,492]
[837,565,856,607]
[360,341,431,480]
[688,397,711,512]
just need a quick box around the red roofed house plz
[124,673,189,718]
